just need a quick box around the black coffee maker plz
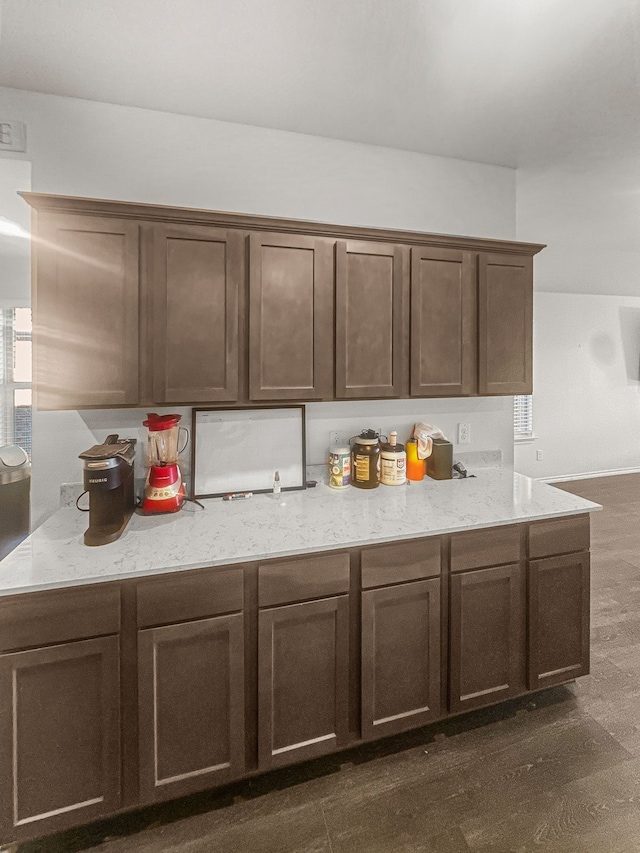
[79,434,136,546]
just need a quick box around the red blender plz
[141,413,188,513]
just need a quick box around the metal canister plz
[328,446,351,489]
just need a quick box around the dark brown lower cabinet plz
[138,614,245,803]
[0,636,121,841]
[449,563,524,713]
[361,579,441,738]
[528,552,590,690]
[0,520,592,844]
[258,596,349,769]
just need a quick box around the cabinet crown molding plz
[20,192,545,257]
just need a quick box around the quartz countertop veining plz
[0,469,601,597]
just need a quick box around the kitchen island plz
[0,468,598,594]
[0,470,600,844]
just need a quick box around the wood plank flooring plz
[16,474,640,853]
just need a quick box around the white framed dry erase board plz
[191,405,306,499]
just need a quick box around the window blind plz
[0,308,32,457]
[0,309,13,447]
[513,394,533,439]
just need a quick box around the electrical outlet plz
[457,423,470,444]
[329,431,340,448]
[536,449,544,461]
[0,120,26,152]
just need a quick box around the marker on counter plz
[222,492,253,501]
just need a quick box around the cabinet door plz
[0,636,120,842]
[249,232,333,400]
[478,252,533,395]
[362,579,441,739]
[336,240,406,398]
[410,247,476,396]
[449,564,524,713]
[138,613,244,803]
[35,214,139,409]
[528,552,590,690]
[151,225,241,403]
[258,596,349,769]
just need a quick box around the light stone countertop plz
[0,469,601,597]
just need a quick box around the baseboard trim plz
[541,466,640,484]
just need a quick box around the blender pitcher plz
[141,413,188,513]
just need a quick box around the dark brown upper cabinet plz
[23,194,543,409]
[249,232,333,400]
[34,213,140,410]
[478,253,533,395]
[410,247,476,397]
[150,225,242,404]
[336,240,406,398]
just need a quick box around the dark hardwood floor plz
[17,474,640,853]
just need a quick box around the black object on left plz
[0,445,30,560]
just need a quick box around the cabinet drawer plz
[528,514,590,560]
[361,537,440,588]
[137,567,244,628]
[450,525,521,573]
[0,584,121,652]
[258,552,350,607]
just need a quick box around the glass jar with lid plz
[350,429,381,489]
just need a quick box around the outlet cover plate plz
[0,120,26,152]
[458,423,470,444]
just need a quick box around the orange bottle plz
[406,438,424,481]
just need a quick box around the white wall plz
[515,154,640,480]
[0,159,31,306]
[0,87,516,237]
[0,87,516,526]
[306,398,512,467]
[516,292,640,479]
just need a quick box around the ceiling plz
[0,0,639,168]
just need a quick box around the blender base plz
[141,461,186,514]
[139,498,185,514]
